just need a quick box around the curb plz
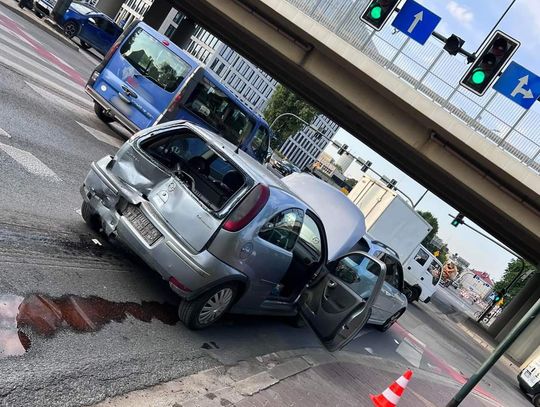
[95,348,498,407]
[0,1,79,51]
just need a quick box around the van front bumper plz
[86,85,141,134]
[80,156,245,301]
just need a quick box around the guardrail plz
[285,0,540,174]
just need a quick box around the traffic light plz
[360,0,400,31]
[493,289,505,303]
[460,30,520,96]
[444,34,465,56]
[451,213,465,227]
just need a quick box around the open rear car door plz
[298,252,386,352]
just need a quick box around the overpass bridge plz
[147,0,540,265]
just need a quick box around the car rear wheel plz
[377,309,405,332]
[81,201,101,233]
[63,21,79,39]
[94,102,114,123]
[34,9,43,18]
[178,284,238,330]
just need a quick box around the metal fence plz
[284,0,540,174]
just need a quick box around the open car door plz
[297,252,386,352]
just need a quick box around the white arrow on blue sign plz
[493,62,540,109]
[392,0,441,45]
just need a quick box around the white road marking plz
[26,82,93,117]
[92,238,102,246]
[77,122,123,148]
[0,142,61,181]
[0,128,11,139]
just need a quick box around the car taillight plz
[169,277,191,292]
[223,184,270,232]
[167,91,185,113]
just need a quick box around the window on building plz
[164,25,176,38]
[173,12,183,24]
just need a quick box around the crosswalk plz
[0,8,126,182]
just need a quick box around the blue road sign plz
[392,0,441,45]
[493,62,540,109]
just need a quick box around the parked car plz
[85,22,273,163]
[353,235,408,331]
[80,121,388,352]
[17,0,34,11]
[59,2,122,54]
[33,0,55,18]
[273,160,300,177]
[518,356,540,406]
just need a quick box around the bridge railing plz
[285,0,540,174]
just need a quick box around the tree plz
[493,259,536,300]
[263,85,319,149]
[417,211,439,246]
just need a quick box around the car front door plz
[370,254,403,323]
[79,16,104,49]
[297,252,386,352]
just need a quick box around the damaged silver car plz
[81,121,387,351]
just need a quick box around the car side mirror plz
[88,18,97,26]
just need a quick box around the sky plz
[320,0,540,281]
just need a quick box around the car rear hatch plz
[110,125,253,251]
[92,25,197,130]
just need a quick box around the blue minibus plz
[86,22,272,163]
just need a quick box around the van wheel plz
[405,287,421,303]
[81,201,101,233]
[63,20,80,39]
[94,102,114,123]
[34,9,43,18]
[178,284,238,330]
[533,394,540,407]
[377,309,405,332]
[424,296,431,304]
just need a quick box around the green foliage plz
[417,211,439,246]
[263,85,319,149]
[493,259,536,300]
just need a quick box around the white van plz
[402,245,442,303]
[518,357,540,405]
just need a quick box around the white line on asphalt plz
[76,121,123,148]
[92,238,102,246]
[0,142,61,181]
[0,127,11,139]
[26,82,93,117]
[0,30,52,66]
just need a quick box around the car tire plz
[94,102,114,123]
[34,9,43,18]
[533,394,540,407]
[81,201,101,233]
[424,296,431,304]
[376,309,405,332]
[63,20,79,39]
[178,283,239,330]
[405,287,419,303]
[80,40,91,50]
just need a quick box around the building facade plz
[115,0,153,27]
[460,270,494,299]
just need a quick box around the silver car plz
[353,236,408,331]
[80,121,388,351]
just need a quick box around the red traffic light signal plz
[360,0,400,31]
[460,30,520,96]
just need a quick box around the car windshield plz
[70,2,94,14]
[120,28,192,92]
[185,77,255,146]
[141,130,246,211]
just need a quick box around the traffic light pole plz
[447,297,540,406]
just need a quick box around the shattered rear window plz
[141,131,246,211]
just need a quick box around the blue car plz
[60,2,122,55]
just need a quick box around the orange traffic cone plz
[370,369,413,407]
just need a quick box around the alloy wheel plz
[198,288,234,325]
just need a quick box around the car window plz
[259,209,303,251]
[297,213,322,259]
[413,248,429,266]
[429,260,442,285]
[71,2,93,14]
[185,77,255,146]
[250,126,269,163]
[98,20,118,35]
[332,254,382,300]
[384,256,403,290]
[121,28,192,92]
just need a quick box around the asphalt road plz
[0,5,531,407]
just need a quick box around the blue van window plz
[185,77,254,146]
[121,28,191,92]
[250,126,269,162]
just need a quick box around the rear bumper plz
[86,85,141,134]
[81,156,245,301]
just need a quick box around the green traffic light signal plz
[370,5,382,19]
[471,69,486,84]
[451,220,460,227]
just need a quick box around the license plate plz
[123,205,162,245]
